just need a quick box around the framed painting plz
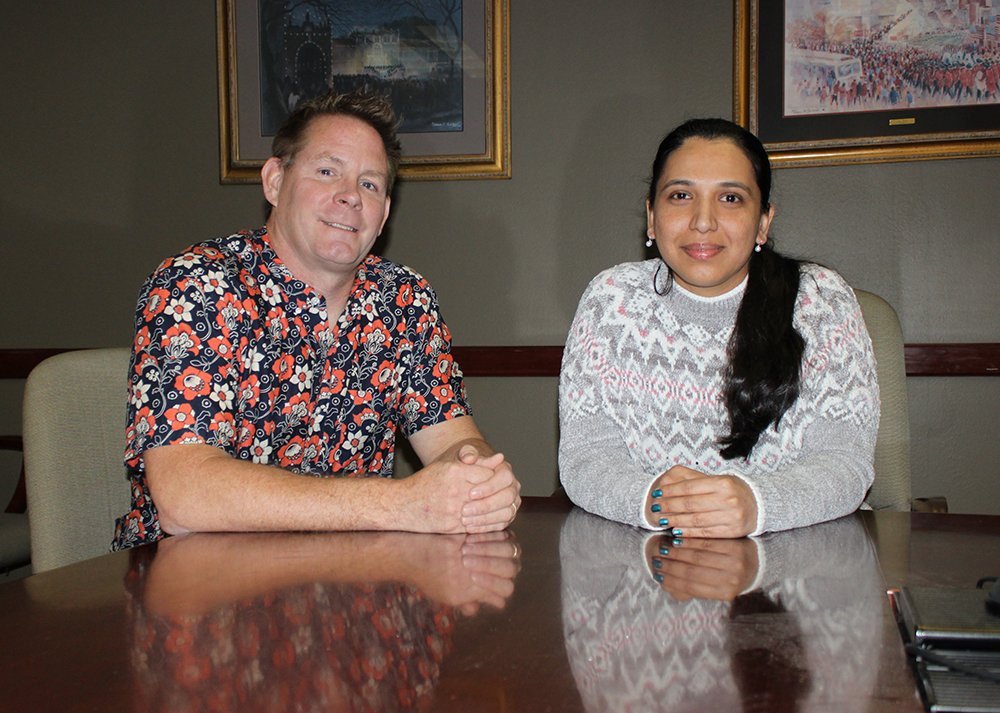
[217,0,510,183]
[734,0,1000,167]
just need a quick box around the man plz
[112,90,519,550]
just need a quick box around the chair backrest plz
[23,348,133,572]
[853,290,911,511]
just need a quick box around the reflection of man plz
[127,531,518,713]
[112,90,519,550]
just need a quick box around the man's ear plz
[261,157,284,207]
[378,196,391,235]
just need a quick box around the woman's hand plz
[644,465,758,538]
[644,535,759,601]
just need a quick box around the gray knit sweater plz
[558,260,879,535]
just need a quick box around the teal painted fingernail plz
[651,503,661,513]
[673,538,683,547]
[672,529,682,537]
[652,489,662,498]
[653,573,664,582]
[659,546,670,556]
[658,518,669,527]
[652,558,662,568]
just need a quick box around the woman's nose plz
[689,198,717,232]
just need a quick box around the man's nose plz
[335,186,361,208]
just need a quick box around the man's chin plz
[318,244,373,271]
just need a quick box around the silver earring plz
[645,234,654,248]
[754,242,762,252]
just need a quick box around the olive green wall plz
[3,1,999,513]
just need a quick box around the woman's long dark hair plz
[648,119,804,460]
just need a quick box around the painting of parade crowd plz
[784,0,1000,116]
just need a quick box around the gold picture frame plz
[734,0,1000,168]
[217,0,510,184]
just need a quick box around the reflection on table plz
[126,530,518,713]
[560,510,884,712]
[3,501,997,712]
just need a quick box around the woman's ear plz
[757,203,776,243]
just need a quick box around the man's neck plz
[263,222,358,323]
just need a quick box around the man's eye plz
[669,191,690,200]
[721,194,742,203]
[361,181,381,193]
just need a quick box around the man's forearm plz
[145,440,508,537]
[144,530,449,615]
[147,444,401,534]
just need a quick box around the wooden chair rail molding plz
[2,345,1000,379]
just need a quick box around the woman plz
[558,118,879,538]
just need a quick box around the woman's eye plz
[721,193,742,203]
[669,191,690,200]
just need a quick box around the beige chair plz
[23,348,133,572]
[853,290,912,511]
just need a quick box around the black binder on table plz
[897,586,1000,713]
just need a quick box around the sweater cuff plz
[729,472,765,536]
[638,471,669,530]
[741,537,767,593]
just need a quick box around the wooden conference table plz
[2,497,998,712]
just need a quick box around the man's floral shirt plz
[112,228,470,550]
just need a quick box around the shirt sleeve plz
[558,278,665,529]
[736,269,880,535]
[124,253,243,470]
[397,277,470,438]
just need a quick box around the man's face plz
[262,114,392,291]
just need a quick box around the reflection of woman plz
[559,119,879,537]
[559,509,882,712]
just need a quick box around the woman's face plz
[647,137,775,297]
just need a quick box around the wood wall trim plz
[3,344,1000,379]
[450,346,564,377]
[0,349,77,379]
[903,343,1000,377]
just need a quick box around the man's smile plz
[322,220,358,233]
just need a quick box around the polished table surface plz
[2,498,999,712]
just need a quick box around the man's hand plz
[393,455,509,534]
[408,417,521,534]
[644,465,757,538]
[406,530,521,615]
[457,444,521,533]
